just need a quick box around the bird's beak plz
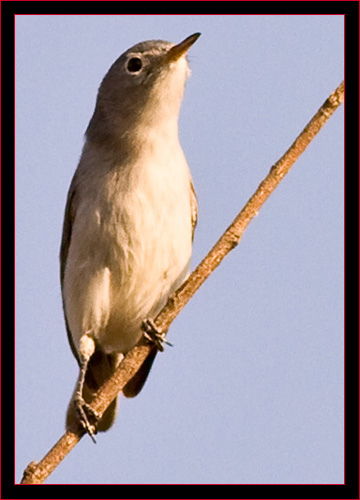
[166,32,201,63]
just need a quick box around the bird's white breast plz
[63,137,193,355]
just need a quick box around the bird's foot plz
[142,319,173,352]
[74,394,99,443]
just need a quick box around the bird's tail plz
[122,346,158,397]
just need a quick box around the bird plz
[60,33,200,440]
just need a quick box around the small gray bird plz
[60,33,199,439]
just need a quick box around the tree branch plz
[20,81,344,484]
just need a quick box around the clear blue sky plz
[15,14,344,484]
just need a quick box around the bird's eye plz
[126,57,142,73]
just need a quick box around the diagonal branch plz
[20,81,344,484]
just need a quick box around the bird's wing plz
[190,180,198,240]
[61,179,121,431]
[59,175,80,363]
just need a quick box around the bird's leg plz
[141,319,173,352]
[74,334,99,443]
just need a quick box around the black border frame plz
[5,1,357,498]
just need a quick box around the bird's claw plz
[74,395,99,443]
[142,319,173,352]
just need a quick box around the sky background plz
[15,14,344,485]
